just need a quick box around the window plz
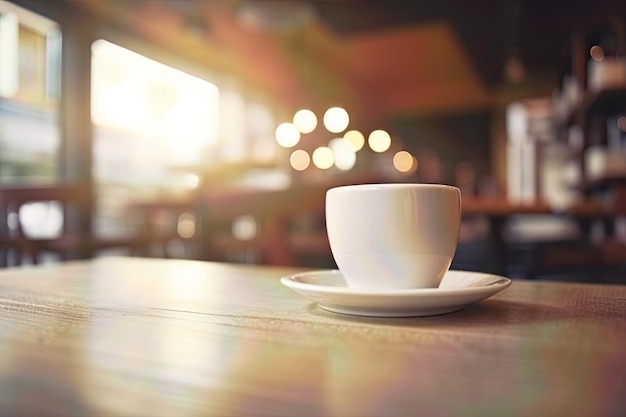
[91,40,284,238]
[92,39,219,186]
[0,0,60,183]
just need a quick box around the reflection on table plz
[0,256,624,416]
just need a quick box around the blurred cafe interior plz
[1,0,626,283]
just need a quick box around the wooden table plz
[0,257,624,416]
[461,198,618,275]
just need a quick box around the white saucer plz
[280,269,511,317]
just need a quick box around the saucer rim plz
[280,269,511,296]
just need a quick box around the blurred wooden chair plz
[126,198,201,259]
[196,185,333,267]
[0,183,142,265]
[0,187,43,266]
[0,229,20,267]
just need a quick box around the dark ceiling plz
[313,0,626,86]
[12,0,626,122]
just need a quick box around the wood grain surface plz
[0,257,624,416]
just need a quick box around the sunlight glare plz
[91,39,218,166]
[182,173,200,188]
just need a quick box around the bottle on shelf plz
[587,23,626,92]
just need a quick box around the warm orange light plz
[293,109,317,134]
[590,45,605,62]
[275,122,301,148]
[177,213,196,238]
[617,116,626,133]
[393,151,415,173]
[289,149,310,171]
[232,215,258,240]
[368,129,391,153]
[312,146,334,169]
[343,129,365,152]
[323,107,349,133]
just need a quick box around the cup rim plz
[327,183,460,193]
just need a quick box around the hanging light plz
[275,122,301,148]
[312,146,334,169]
[289,149,310,171]
[293,109,317,134]
[323,107,349,133]
[343,129,365,152]
[329,138,356,171]
[503,47,526,84]
[590,45,605,62]
[368,129,391,153]
[393,151,416,173]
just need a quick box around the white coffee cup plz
[326,183,461,290]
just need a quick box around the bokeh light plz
[343,129,365,152]
[177,212,196,238]
[393,151,416,173]
[368,129,392,153]
[329,138,356,171]
[312,146,334,169]
[289,149,311,171]
[232,215,258,241]
[617,116,626,132]
[275,122,301,148]
[323,107,349,133]
[293,109,317,134]
[182,173,200,188]
[590,45,605,62]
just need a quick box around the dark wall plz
[389,111,491,187]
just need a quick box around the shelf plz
[560,88,626,128]
[581,175,626,193]
[583,88,626,117]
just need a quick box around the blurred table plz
[462,198,618,275]
[0,256,624,416]
[125,185,626,275]
[127,187,624,274]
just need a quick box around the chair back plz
[0,183,91,235]
[0,183,92,264]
